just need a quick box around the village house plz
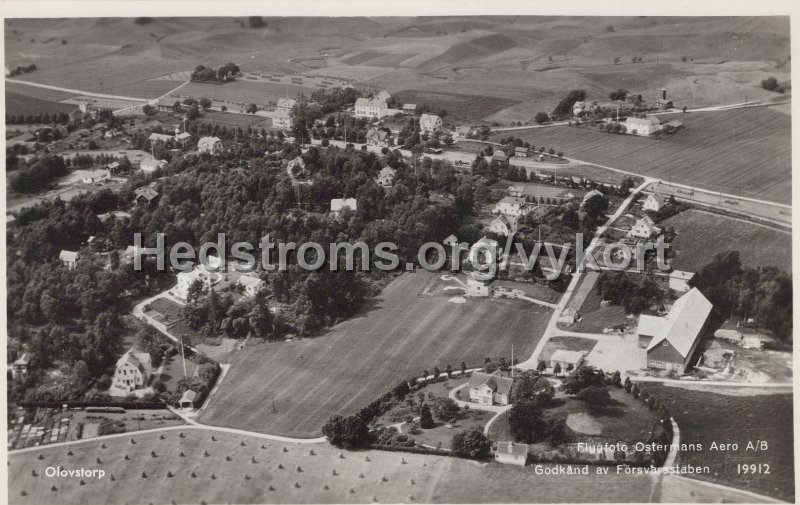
[276,98,297,112]
[134,186,159,206]
[514,146,529,158]
[106,161,121,173]
[148,132,173,146]
[111,348,153,396]
[237,274,266,297]
[156,97,180,112]
[366,128,390,147]
[10,353,29,381]
[198,136,223,154]
[81,169,110,185]
[638,288,713,374]
[377,166,396,188]
[492,153,509,165]
[140,158,167,173]
[271,109,293,130]
[354,92,393,119]
[489,214,515,236]
[629,216,660,239]
[173,268,211,302]
[655,89,672,110]
[572,100,586,116]
[59,250,80,269]
[467,370,513,406]
[454,125,472,139]
[175,131,192,147]
[643,193,667,212]
[330,198,358,217]
[402,103,417,114]
[508,185,525,198]
[179,390,197,409]
[419,113,442,134]
[625,116,662,136]
[549,349,587,374]
[494,196,533,218]
[466,276,492,297]
[495,441,529,466]
[669,270,695,293]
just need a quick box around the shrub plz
[451,429,491,460]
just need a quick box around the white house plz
[140,158,167,173]
[467,371,513,406]
[81,169,110,184]
[173,268,211,302]
[377,166,396,188]
[59,250,80,269]
[669,270,695,293]
[625,116,662,136]
[466,276,492,297]
[494,196,533,218]
[271,109,293,130]
[514,146,529,158]
[366,128,390,147]
[419,113,442,134]
[237,274,265,297]
[489,214,515,236]
[572,100,586,116]
[629,216,660,239]
[175,131,192,146]
[330,198,358,217]
[354,95,391,119]
[639,288,712,374]
[111,349,152,396]
[198,136,223,154]
[10,353,29,381]
[495,442,528,466]
[549,349,587,374]
[643,193,667,212]
[148,132,173,145]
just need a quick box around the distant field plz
[178,80,323,107]
[644,384,794,502]
[200,272,552,437]
[393,89,519,124]
[500,107,791,204]
[6,92,78,117]
[661,209,792,272]
[199,110,272,129]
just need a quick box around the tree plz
[433,398,459,422]
[564,366,605,394]
[607,24,615,32]
[451,429,491,460]
[71,360,91,391]
[248,16,266,28]
[609,88,629,101]
[445,364,452,378]
[575,386,611,414]
[623,376,632,392]
[537,361,547,372]
[322,414,369,449]
[508,400,566,444]
[551,89,587,118]
[199,97,212,110]
[142,105,156,116]
[761,76,780,92]
[419,405,435,429]
[460,361,467,375]
[510,371,554,405]
[246,103,258,114]
[534,112,549,124]
[553,362,562,375]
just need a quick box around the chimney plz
[661,88,667,100]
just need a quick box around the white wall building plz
[419,113,442,134]
[111,349,152,396]
[625,116,662,136]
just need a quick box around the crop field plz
[177,80,323,108]
[393,89,519,124]
[6,92,78,117]
[201,272,552,437]
[500,107,791,204]
[661,209,792,272]
[643,384,794,502]
[198,110,272,129]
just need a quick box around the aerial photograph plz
[3,7,794,505]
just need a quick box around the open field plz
[643,384,794,502]
[661,209,792,272]
[201,272,552,437]
[393,89,519,124]
[498,107,791,204]
[176,80,326,108]
[198,110,272,129]
[9,425,772,504]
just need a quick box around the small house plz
[366,128,389,147]
[330,198,358,217]
[643,193,666,212]
[495,441,528,466]
[625,116,662,136]
[494,196,532,218]
[59,250,80,269]
[572,100,586,116]
[489,214,515,236]
[10,353,29,381]
[492,153,509,165]
[466,276,492,297]
[173,268,211,302]
[237,274,265,297]
[377,166,396,188]
[179,390,197,409]
[111,349,152,396]
[81,169,110,185]
[198,136,223,154]
[134,186,159,206]
[140,158,167,173]
[514,146,529,158]
[467,371,513,406]
[271,109,293,130]
[148,132,173,145]
[549,349,587,374]
[629,216,660,239]
[402,103,418,114]
[419,113,442,134]
[508,185,525,198]
[582,189,604,205]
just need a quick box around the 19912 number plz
[737,464,770,474]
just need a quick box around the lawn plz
[499,107,791,204]
[661,209,792,273]
[392,89,520,124]
[642,384,794,502]
[200,272,552,437]
[197,110,272,129]
[539,337,598,362]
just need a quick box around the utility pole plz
[180,338,187,378]
[511,344,514,380]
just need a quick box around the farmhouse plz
[508,185,525,197]
[669,270,695,293]
[366,128,390,147]
[175,131,192,146]
[638,288,713,374]
[237,274,265,297]
[643,193,666,212]
[489,214,515,236]
[402,103,417,114]
[81,169,110,184]
[467,371,513,406]
[494,196,533,218]
[514,146,529,158]
[198,136,223,154]
[277,98,297,112]
[454,125,472,139]
[354,94,393,119]
[271,109,293,130]
[148,132,173,145]
[377,166,396,188]
[10,353,29,381]
[173,268,211,302]
[179,390,197,409]
[59,250,80,269]
[140,158,167,173]
[134,186,159,206]
[111,348,152,396]
[572,100,586,116]
[330,198,358,217]
[419,113,443,134]
[629,216,660,239]
[492,153,509,165]
[156,97,180,112]
[549,349,587,374]
[625,116,662,136]
[495,441,529,466]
